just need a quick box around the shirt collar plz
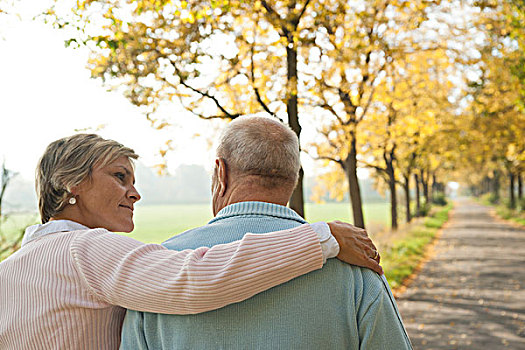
[21,220,89,246]
[209,201,307,224]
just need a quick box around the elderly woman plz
[0,134,380,349]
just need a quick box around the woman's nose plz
[128,185,141,202]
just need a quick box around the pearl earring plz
[69,197,77,205]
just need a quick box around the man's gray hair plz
[216,116,300,189]
[36,134,138,223]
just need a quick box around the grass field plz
[1,202,390,244]
[126,201,390,243]
[1,201,453,292]
[1,212,39,240]
[0,212,39,260]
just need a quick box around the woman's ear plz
[68,183,81,197]
[68,186,77,195]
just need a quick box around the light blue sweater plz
[120,201,412,350]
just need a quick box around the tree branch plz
[311,154,344,168]
[359,160,387,174]
[295,0,312,24]
[173,88,236,121]
[260,0,288,37]
[248,32,280,121]
[173,67,240,119]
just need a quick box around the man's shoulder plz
[161,218,271,250]
[162,216,303,250]
[162,225,216,250]
[324,259,387,298]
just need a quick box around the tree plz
[0,161,17,218]
[359,47,454,229]
[307,0,442,228]
[0,162,23,261]
[44,0,447,224]
[44,0,336,217]
[457,0,525,206]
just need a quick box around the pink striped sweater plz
[0,223,323,349]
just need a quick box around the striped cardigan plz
[0,221,323,349]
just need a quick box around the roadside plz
[483,199,525,227]
[397,198,525,349]
[379,203,453,291]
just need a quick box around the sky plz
[0,2,220,181]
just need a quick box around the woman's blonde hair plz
[36,134,138,223]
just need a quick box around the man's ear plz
[216,158,228,197]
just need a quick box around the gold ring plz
[372,250,379,260]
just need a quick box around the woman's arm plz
[70,224,324,314]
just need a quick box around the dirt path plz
[397,198,525,349]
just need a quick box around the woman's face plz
[73,156,141,232]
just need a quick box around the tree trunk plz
[285,41,304,217]
[492,170,501,203]
[432,173,438,198]
[428,172,434,204]
[289,167,304,217]
[414,172,421,217]
[385,152,397,230]
[403,174,411,223]
[344,138,365,228]
[421,169,430,205]
[389,176,398,230]
[0,180,6,218]
[518,172,522,201]
[0,163,15,219]
[482,176,489,195]
[509,171,516,209]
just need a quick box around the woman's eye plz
[115,172,125,181]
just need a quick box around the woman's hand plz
[328,221,383,275]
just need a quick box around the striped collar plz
[21,220,89,246]
[209,201,307,224]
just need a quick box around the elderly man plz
[120,116,412,349]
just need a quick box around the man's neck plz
[217,183,291,214]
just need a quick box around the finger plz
[359,233,374,243]
[363,239,376,249]
[366,247,380,263]
[357,228,367,237]
[365,258,383,275]
[366,247,376,259]
[367,241,378,253]
[362,240,377,253]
